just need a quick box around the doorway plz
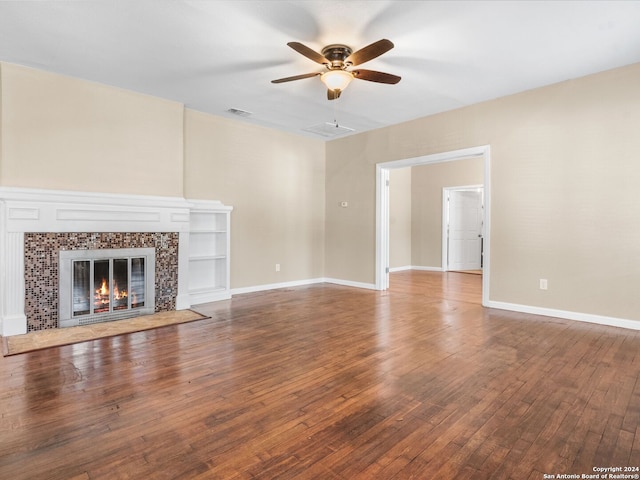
[443,186,484,273]
[375,145,491,306]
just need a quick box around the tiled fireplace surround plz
[0,187,197,337]
[25,232,178,332]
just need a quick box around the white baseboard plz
[487,300,640,331]
[176,293,192,311]
[1,314,28,336]
[231,277,377,296]
[190,290,232,305]
[389,266,412,272]
[231,278,325,296]
[323,278,378,290]
[389,266,444,272]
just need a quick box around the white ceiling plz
[1,0,640,140]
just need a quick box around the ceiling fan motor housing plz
[321,44,353,69]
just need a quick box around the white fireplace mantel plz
[0,187,192,233]
[0,187,229,336]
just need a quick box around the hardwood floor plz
[1,271,639,479]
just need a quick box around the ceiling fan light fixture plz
[272,39,399,100]
[320,70,354,92]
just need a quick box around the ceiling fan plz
[271,39,401,100]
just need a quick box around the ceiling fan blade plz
[271,72,321,84]
[346,39,394,66]
[327,89,342,100]
[352,69,401,84]
[287,42,329,65]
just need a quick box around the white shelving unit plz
[188,200,233,305]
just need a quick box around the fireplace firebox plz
[59,248,156,327]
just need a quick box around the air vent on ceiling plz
[227,108,253,117]
[303,122,354,138]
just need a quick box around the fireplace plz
[0,187,232,336]
[59,248,156,327]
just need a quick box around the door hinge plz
[386,267,390,273]
[386,179,390,187]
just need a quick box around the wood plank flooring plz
[1,271,639,479]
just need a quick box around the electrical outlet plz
[275,263,280,272]
[539,279,548,290]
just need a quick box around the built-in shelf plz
[188,286,227,294]
[188,200,233,304]
[189,254,227,261]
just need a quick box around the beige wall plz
[326,62,640,322]
[411,157,484,268]
[324,131,387,283]
[0,62,326,291]
[0,63,184,196]
[183,109,325,289]
[389,168,412,269]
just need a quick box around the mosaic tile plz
[24,232,179,332]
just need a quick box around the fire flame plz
[98,279,108,296]
[113,283,128,300]
[95,279,128,306]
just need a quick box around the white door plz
[446,188,483,271]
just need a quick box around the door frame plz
[375,145,491,307]
[442,185,484,272]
